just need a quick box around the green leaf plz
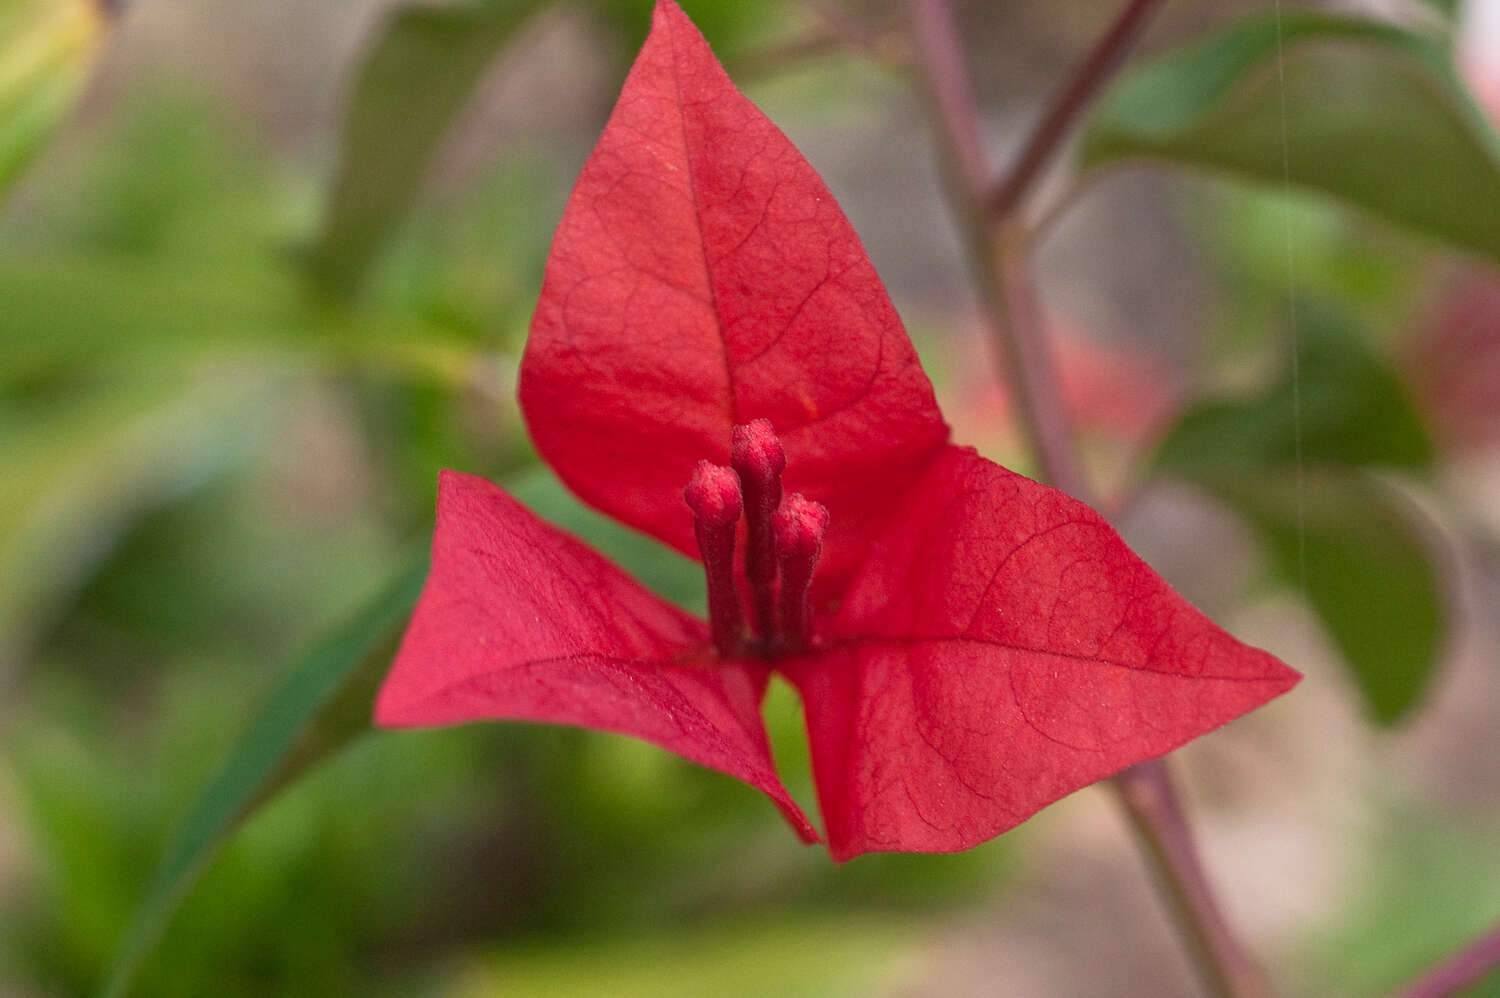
[1152,306,1445,724]
[1203,472,1444,726]
[468,914,917,998]
[1079,11,1500,264]
[0,377,275,674]
[595,0,785,57]
[0,256,302,389]
[313,0,544,299]
[98,557,428,998]
[1154,304,1433,475]
[0,0,109,197]
[1413,0,1458,18]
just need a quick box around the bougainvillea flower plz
[375,0,1300,860]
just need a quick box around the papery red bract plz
[518,0,949,599]
[375,470,818,842]
[789,447,1297,859]
[378,0,1300,861]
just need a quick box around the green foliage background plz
[2,0,1499,995]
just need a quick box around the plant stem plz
[1386,920,1500,998]
[1112,760,1272,998]
[987,0,1165,219]
[907,3,1269,996]
[908,0,1085,500]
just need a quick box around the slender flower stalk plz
[772,494,828,653]
[732,419,786,644]
[907,2,1270,995]
[684,461,746,656]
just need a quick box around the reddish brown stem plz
[988,0,1165,220]
[908,0,1084,500]
[1386,920,1500,998]
[907,3,1268,997]
[1112,760,1272,998]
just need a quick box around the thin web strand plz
[1273,0,1308,592]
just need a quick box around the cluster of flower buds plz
[683,419,828,658]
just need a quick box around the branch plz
[907,0,1085,501]
[988,0,1165,220]
[1112,760,1273,998]
[907,3,1270,996]
[1386,920,1500,998]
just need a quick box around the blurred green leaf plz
[1154,305,1433,474]
[1204,472,1444,725]
[465,914,915,998]
[1153,306,1445,723]
[1189,185,1427,364]
[1301,807,1500,995]
[99,557,428,998]
[0,377,274,675]
[595,0,785,57]
[6,665,514,995]
[313,0,545,300]
[1079,11,1500,264]
[32,102,277,257]
[1414,0,1459,18]
[0,0,108,197]
[0,105,309,390]
[0,256,302,388]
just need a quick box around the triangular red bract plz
[788,447,1299,859]
[519,0,950,601]
[376,471,818,842]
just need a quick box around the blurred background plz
[2,0,1499,994]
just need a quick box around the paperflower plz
[375,0,1298,861]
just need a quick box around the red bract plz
[375,0,1300,861]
